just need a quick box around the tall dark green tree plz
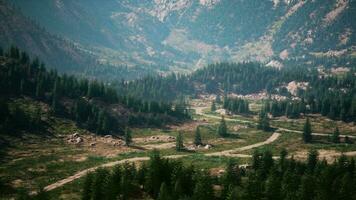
[192,171,214,200]
[81,173,94,200]
[125,127,132,146]
[176,131,184,151]
[157,183,171,200]
[194,126,202,145]
[257,111,270,131]
[217,116,228,137]
[211,101,216,111]
[331,127,340,143]
[303,118,312,143]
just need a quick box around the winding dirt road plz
[44,106,355,192]
[195,106,356,138]
[44,129,280,192]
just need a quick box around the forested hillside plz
[7,0,356,73]
[117,62,356,122]
[0,47,189,136]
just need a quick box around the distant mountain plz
[0,0,96,73]
[5,0,356,72]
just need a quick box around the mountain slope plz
[0,0,96,73]
[7,0,356,72]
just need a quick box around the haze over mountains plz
[2,0,356,75]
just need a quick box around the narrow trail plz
[44,129,280,192]
[44,107,355,192]
[206,132,280,157]
[195,106,356,138]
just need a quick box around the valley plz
[1,92,355,198]
[0,0,356,199]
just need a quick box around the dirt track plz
[43,107,355,192]
[44,130,280,192]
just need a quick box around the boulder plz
[75,137,83,144]
[204,144,212,149]
[73,132,80,138]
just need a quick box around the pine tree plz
[216,94,222,104]
[125,127,132,146]
[257,111,270,131]
[211,101,216,112]
[176,131,184,151]
[307,149,318,173]
[221,160,240,199]
[51,79,59,114]
[217,116,228,137]
[194,126,202,145]
[303,118,312,143]
[82,173,94,200]
[226,186,240,200]
[192,171,214,200]
[157,183,171,200]
[331,127,340,143]
[265,170,281,200]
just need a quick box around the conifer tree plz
[211,101,216,111]
[82,173,94,200]
[192,171,214,200]
[157,183,171,200]
[194,126,202,146]
[303,118,312,143]
[331,127,340,143]
[257,111,270,131]
[125,127,132,146]
[176,131,184,151]
[217,116,228,137]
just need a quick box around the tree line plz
[76,149,356,200]
[0,46,190,135]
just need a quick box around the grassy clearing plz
[271,115,356,135]
[247,131,356,156]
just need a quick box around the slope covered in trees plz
[0,47,189,136]
[78,149,356,200]
[117,62,356,122]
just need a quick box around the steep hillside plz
[0,47,189,138]
[0,0,96,73]
[7,0,356,71]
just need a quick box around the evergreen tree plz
[211,101,216,112]
[51,79,59,114]
[257,111,270,131]
[157,183,171,200]
[192,171,214,200]
[217,116,228,137]
[303,118,312,143]
[176,131,184,151]
[82,173,94,200]
[226,186,240,200]
[91,168,110,200]
[307,149,318,173]
[216,94,222,104]
[124,127,132,146]
[221,160,240,199]
[194,126,202,146]
[265,170,281,200]
[331,127,340,143]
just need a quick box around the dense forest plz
[117,62,356,122]
[0,46,190,136]
[73,149,356,200]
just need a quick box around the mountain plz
[5,0,356,73]
[0,0,96,73]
